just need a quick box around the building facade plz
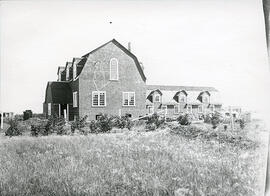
[43,39,222,121]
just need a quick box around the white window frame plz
[154,94,161,102]
[73,65,77,80]
[179,94,186,103]
[210,105,215,112]
[110,58,119,80]
[174,105,180,114]
[73,91,78,108]
[202,96,209,104]
[187,105,192,113]
[92,91,106,107]
[148,106,154,114]
[198,105,203,113]
[161,105,167,115]
[48,103,51,115]
[122,92,135,106]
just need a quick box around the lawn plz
[0,121,268,196]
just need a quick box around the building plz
[43,39,222,121]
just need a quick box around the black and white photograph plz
[1,0,270,195]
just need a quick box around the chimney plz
[128,42,131,52]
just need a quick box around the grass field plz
[0,121,268,196]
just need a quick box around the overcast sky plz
[1,0,270,120]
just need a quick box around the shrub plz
[210,112,223,129]
[30,125,40,137]
[89,114,113,133]
[145,113,165,131]
[5,118,22,137]
[177,114,191,125]
[44,115,67,135]
[71,115,88,133]
[111,115,133,130]
[203,114,212,124]
[239,118,245,129]
[30,119,52,136]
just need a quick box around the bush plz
[42,115,66,135]
[30,125,40,137]
[210,112,223,129]
[89,114,113,133]
[239,118,245,129]
[30,119,52,136]
[177,114,191,125]
[5,118,22,137]
[145,113,165,131]
[111,115,133,130]
[71,115,88,133]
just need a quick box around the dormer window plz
[203,96,209,103]
[110,58,119,80]
[178,91,187,103]
[154,94,161,102]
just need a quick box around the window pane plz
[155,95,160,102]
[110,58,118,80]
[100,93,105,106]
[129,93,135,105]
[174,106,179,113]
[123,93,128,105]
[93,93,98,106]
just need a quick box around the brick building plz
[43,39,222,121]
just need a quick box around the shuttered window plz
[123,92,135,106]
[110,58,119,80]
[174,105,179,114]
[48,103,51,115]
[92,91,106,106]
[73,92,78,107]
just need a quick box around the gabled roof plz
[146,85,221,105]
[57,66,65,74]
[147,85,218,92]
[44,82,72,104]
[77,39,146,82]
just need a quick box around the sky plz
[1,0,270,121]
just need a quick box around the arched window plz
[110,58,118,80]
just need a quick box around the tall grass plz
[0,126,266,196]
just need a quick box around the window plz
[174,105,179,114]
[73,92,78,107]
[110,58,119,80]
[92,91,106,106]
[73,65,77,80]
[123,92,135,106]
[187,105,192,113]
[48,103,51,115]
[210,105,215,112]
[154,94,161,102]
[202,96,209,103]
[179,94,186,103]
[148,106,154,114]
[161,106,167,115]
[66,68,69,81]
[198,105,203,113]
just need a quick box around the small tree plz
[145,113,165,131]
[239,118,245,129]
[89,114,113,133]
[177,114,191,126]
[210,111,223,129]
[71,115,88,133]
[5,118,22,137]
